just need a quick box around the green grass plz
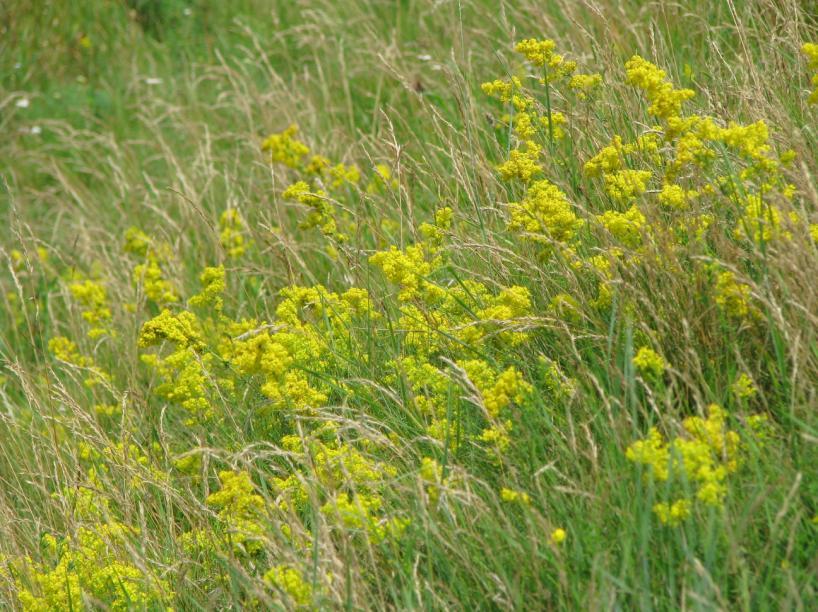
[2,0,818,609]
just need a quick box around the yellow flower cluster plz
[263,125,372,244]
[597,205,647,249]
[15,525,171,610]
[507,178,584,247]
[658,182,697,210]
[139,308,213,421]
[205,470,267,554]
[67,276,113,339]
[627,405,760,525]
[397,351,532,454]
[484,39,600,206]
[225,284,372,413]
[550,528,567,544]
[370,244,437,302]
[366,163,399,194]
[261,124,310,168]
[265,564,313,607]
[632,346,667,379]
[273,426,407,544]
[497,140,543,182]
[283,180,340,238]
[603,169,652,203]
[624,55,695,120]
[12,473,171,610]
[189,265,226,310]
[577,53,798,275]
[568,72,603,99]
[713,271,754,320]
[732,373,757,400]
[125,227,179,305]
[515,38,577,81]
[48,335,109,388]
[500,487,531,505]
[219,209,250,258]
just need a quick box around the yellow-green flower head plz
[497,140,542,183]
[366,163,399,194]
[627,404,762,525]
[48,336,90,367]
[625,55,695,120]
[138,309,204,350]
[714,271,754,319]
[16,529,172,609]
[603,169,652,203]
[658,183,697,210]
[732,373,757,399]
[514,38,557,67]
[305,154,331,176]
[370,244,435,302]
[507,178,584,245]
[633,346,667,379]
[481,76,524,103]
[653,499,691,526]
[189,265,226,310]
[282,181,340,238]
[500,487,531,505]
[261,124,310,169]
[123,226,152,257]
[584,135,626,177]
[514,39,576,81]
[720,120,770,160]
[597,204,647,249]
[68,277,113,339]
[328,162,360,189]
[568,72,602,99]
[133,255,178,305]
[219,209,249,258]
[206,470,267,554]
[265,565,313,607]
[734,194,789,244]
[550,528,567,544]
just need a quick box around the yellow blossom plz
[625,55,695,120]
[262,124,310,169]
[633,346,666,378]
[550,528,567,544]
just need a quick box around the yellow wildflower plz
[500,487,531,505]
[262,124,310,169]
[603,169,652,203]
[653,499,691,526]
[497,140,542,183]
[633,346,666,378]
[68,278,112,339]
[568,72,602,99]
[550,528,567,544]
[507,178,584,245]
[265,565,313,607]
[219,209,249,258]
[597,204,647,249]
[625,55,695,120]
[714,271,753,319]
[732,373,757,399]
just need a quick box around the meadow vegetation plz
[2,0,818,608]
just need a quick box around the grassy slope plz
[1,0,818,608]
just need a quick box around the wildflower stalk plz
[543,62,554,144]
